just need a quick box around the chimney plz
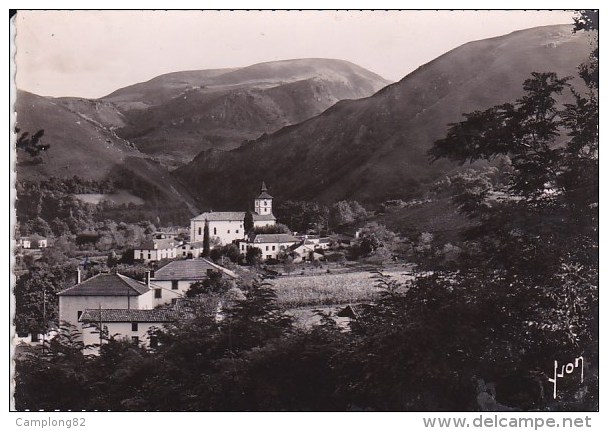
[145,271,151,288]
[77,269,81,284]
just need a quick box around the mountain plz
[15,90,199,213]
[85,59,391,168]
[176,25,592,209]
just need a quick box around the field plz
[74,189,145,206]
[271,268,413,309]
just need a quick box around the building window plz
[272,245,276,251]
[214,227,217,235]
[155,289,162,299]
[172,280,178,290]
[132,336,139,345]
[77,311,83,320]
[227,230,230,234]
[266,246,269,251]
[236,229,239,234]
[198,227,202,236]
[132,322,138,332]
[266,255,272,260]
[148,253,151,260]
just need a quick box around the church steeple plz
[254,181,273,215]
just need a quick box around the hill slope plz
[15,90,199,213]
[89,59,391,167]
[176,25,592,209]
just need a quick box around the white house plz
[79,308,179,352]
[241,233,300,261]
[134,238,180,262]
[190,182,276,246]
[17,235,48,249]
[152,258,238,298]
[57,272,156,331]
[178,241,205,258]
[289,240,324,263]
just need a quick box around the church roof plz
[191,211,245,222]
[253,213,276,221]
[191,211,275,222]
[257,191,273,199]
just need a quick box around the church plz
[190,182,276,245]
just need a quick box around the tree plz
[185,271,232,297]
[203,219,210,257]
[329,200,368,229]
[244,211,254,235]
[412,20,599,408]
[16,128,49,163]
[246,247,262,266]
[251,223,291,235]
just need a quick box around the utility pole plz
[42,288,47,355]
[98,304,103,349]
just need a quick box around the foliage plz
[274,200,329,233]
[329,200,368,228]
[244,211,254,234]
[251,223,291,235]
[185,271,232,297]
[203,219,210,257]
[245,246,262,266]
[16,128,49,164]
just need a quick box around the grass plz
[272,269,412,309]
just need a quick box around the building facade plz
[240,233,300,261]
[152,258,238,298]
[57,273,156,330]
[190,182,276,245]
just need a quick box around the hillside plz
[15,90,199,213]
[88,59,391,167]
[176,25,592,209]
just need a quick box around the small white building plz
[178,241,205,258]
[289,240,324,263]
[152,258,238,298]
[17,235,48,249]
[190,182,276,246]
[241,233,300,261]
[79,308,179,352]
[57,273,156,331]
[134,238,180,262]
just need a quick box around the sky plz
[14,10,576,98]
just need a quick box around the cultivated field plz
[272,268,413,309]
[74,189,145,206]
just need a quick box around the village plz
[14,181,414,353]
[12,10,598,413]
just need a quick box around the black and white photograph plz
[9,7,599,420]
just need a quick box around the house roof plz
[153,258,238,281]
[253,234,300,244]
[136,238,178,250]
[58,273,150,297]
[180,241,205,248]
[191,211,245,222]
[79,308,178,323]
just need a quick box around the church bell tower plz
[254,181,273,215]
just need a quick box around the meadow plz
[272,268,413,309]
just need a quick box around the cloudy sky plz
[14,10,576,98]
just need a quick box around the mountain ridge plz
[175,24,591,208]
